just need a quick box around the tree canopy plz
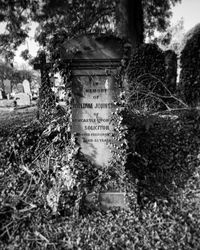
[154,18,185,54]
[0,60,35,85]
[0,0,181,62]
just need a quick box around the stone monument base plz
[86,192,128,210]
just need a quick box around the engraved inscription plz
[72,75,118,166]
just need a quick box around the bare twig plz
[31,142,54,164]
[34,231,49,243]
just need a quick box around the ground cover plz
[0,108,37,139]
[0,108,200,249]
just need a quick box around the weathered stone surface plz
[23,79,32,96]
[99,192,128,210]
[86,192,128,210]
[72,75,119,166]
[65,35,127,209]
[0,89,3,99]
[0,99,15,107]
[15,93,31,106]
[61,34,124,60]
[67,36,123,167]
[16,83,24,93]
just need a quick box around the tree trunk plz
[116,0,144,48]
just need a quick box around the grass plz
[0,108,37,133]
[0,108,37,147]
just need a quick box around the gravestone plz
[3,79,11,99]
[62,35,127,209]
[23,79,32,97]
[15,93,31,106]
[62,35,124,167]
[16,83,24,93]
[72,75,119,166]
[0,88,3,99]
[12,85,18,94]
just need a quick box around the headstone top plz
[23,79,31,95]
[61,34,124,60]
[15,92,31,106]
[16,83,24,93]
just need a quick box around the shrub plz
[126,44,168,111]
[164,49,177,94]
[124,108,200,203]
[180,24,200,106]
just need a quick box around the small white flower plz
[46,187,60,213]
[61,166,75,189]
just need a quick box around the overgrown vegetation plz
[126,43,184,113]
[1,105,200,249]
[1,75,200,249]
[125,109,200,203]
[1,38,200,249]
[127,44,168,111]
[2,0,200,248]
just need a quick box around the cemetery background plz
[0,64,40,109]
[0,62,66,111]
[1,0,200,249]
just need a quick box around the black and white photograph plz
[0,0,200,249]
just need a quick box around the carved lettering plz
[72,75,118,166]
[85,125,110,130]
[73,103,93,108]
[85,89,107,93]
[95,103,115,109]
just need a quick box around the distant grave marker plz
[12,85,18,94]
[15,93,31,106]
[23,79,31,96]
[3,79,11,99]
[0,89,3,99]
[17,83,24,93]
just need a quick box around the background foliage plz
[0,0,181,62]
[1,56,200,248]
[0,60,37,94]
[126,44,169,111]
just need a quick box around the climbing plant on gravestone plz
[37,51,56,123]
[126,43,167,112]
